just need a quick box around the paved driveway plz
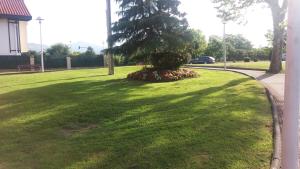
[188,67,285,101]
[230,69,285,101]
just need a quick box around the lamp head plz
[36,17,44,23]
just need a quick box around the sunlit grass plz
[0,66,272,169]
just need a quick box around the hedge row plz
[71,55,104,68]
[0,55,104,69]
[0,55,30,69]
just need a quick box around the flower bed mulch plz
[127,68,198,82]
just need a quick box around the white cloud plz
[180,0,273,47]
[24,0,273,47]
[25,0,108,46]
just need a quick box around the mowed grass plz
[0,66,272,169]
[188,61,286,71]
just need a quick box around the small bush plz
[151,52,188,70]
[253,58,258,62]
[114,55,125,66]
[244,57,251,62]
[127,68,198,82]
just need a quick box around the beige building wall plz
[0,18,10,55]
[19,21,29,53]
[0,19,29,55]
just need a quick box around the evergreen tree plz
[84,47,96,57]
[46,44,70,59]
[110,0,191,70]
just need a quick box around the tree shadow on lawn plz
[0,77,272,169]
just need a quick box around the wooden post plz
[223,22,227,70]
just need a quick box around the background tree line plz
[211,0,287,73]
[205,34,272,62]
[109,28,273,65]
[24,30,275,69]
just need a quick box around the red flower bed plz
[127,68,198,82]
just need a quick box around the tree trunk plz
[268,1,286,74]
[269,24,284,73]
[106,0,114,75]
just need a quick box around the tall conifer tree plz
[110,0,191,69]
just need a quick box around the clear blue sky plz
[24,0,273,47]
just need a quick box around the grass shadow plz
[0,71,272,169]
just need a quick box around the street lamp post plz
[223,21,227,70]
[36,17,45,72]
[282,0,300,168]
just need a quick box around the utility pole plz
[106,0,114,75]
[36,17,45,72]
[223,21,227,70]
[282,0,300,168]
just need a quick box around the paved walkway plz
[189,66,285,100]
[190,66,285,116]
[229,69,285,101]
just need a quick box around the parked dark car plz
[189,56,215,64]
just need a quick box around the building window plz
[8,20,21,54]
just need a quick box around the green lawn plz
[0,66,272,169]
[188,61,286,71]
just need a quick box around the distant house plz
[0,0,32,56]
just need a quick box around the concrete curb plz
[188,66,282,169]
[267,90,282,169]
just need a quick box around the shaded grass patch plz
[0,66,272,169]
